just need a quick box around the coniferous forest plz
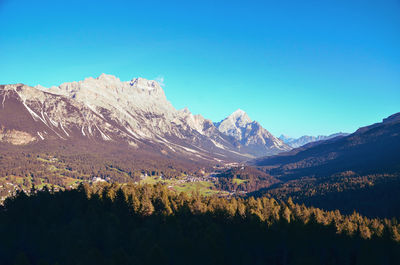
[1,0,399,264]
[1,183,399,265]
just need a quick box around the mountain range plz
[252,112,400,179]
[279,133,349,148]
[2,73,397,177]
[0,74,290,165]
[1,73,399,218]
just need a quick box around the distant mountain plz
[215,109,291,157]
[0,74,290,167]
[279,133,349,148]
[251,112,400,179]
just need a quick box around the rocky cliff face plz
[1,74,291,164]
[215,109,291,156]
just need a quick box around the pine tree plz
[13,252,30,265]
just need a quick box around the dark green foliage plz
[215,166,278,192]
[252,173,400,218]
[0,184,399,265]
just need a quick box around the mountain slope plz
[1,74,273,166]
[279,133,349,148]
[251,112,400,179]
[215,109,291,157]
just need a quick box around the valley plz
[0,76,399,221]
[2,1,399,263]
[0,74,399,265]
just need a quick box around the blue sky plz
[1,0,399,137]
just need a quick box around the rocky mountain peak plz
[36,74,165,98]
[179,107,191,114]
[279,134,291,142]
[129,77,161,91]
[228,109,252,126]
[1,74,292,161]
[279,133,350,148]
[215,109,253,140]
[215,109,291,156]
[96,73,120,82]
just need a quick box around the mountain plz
[0,74,288,167]
[251,112,400,179]
[215,109,291,157]
[279,133,349,148]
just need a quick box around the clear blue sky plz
[1,0,399,137]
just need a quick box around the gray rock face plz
[279,133,349,148]
[215,109,291,156]
[0,74,290,163]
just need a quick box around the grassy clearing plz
[0,174,77,195]
[139,176,161,185]
[48,165,58,172]
[107,166,130,178]
[37,157,51,163]
[232,178,248,185]
[14,176,25,185]
[63,177,83,187]
[173,181,222,196]
[139,176,228,196]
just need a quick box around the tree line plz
[0,182,399,265]
[251,172,400,219]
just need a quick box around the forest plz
[1,183,399,265]
[215,166,278,192]
[213,166,400,219]
[0,142,210,199]
[251,172,400,219]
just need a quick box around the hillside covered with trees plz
[250,172,400,219]
[1,183,399,265]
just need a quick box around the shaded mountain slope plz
[279,133,349,148]
[251,112,400,179]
